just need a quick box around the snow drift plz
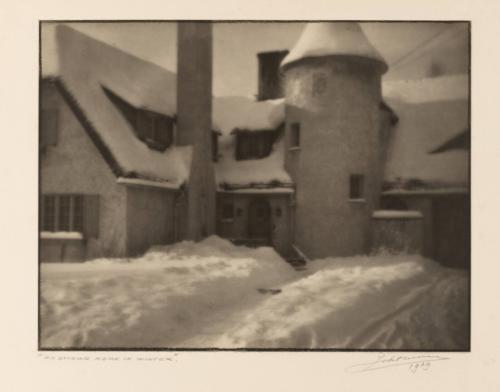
[40,238,468,350]
[40,236,296,348]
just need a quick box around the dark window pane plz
[58,195,71,231]
[291,123,300,147]
[73,195,84,232]
[349,174,365,199]
[275,207,282,217]
[42,195,56,231]
[212,132,219,162]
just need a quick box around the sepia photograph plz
[39,20,470,350]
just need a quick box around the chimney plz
[176,22,216,241]
[257,50,289,101]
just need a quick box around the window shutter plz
[83,195,100,239]
[41,109,59,147]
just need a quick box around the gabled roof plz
[46,25,290,189]
[53,25,191,186]
[281,22,387,71]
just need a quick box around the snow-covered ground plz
[40,237,468,350]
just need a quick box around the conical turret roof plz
[281,22,387,72]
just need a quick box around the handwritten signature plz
[346,353,450,373]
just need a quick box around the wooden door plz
[248,199,271,241]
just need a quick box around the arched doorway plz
[248,199,272,243]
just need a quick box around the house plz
[40,22,470,268]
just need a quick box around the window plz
[137,111,173,151]
[275,207,282,217]
[41,194,99,237]
[349,174,365,200]
[40,109,59,147]
[290,122,300,148]
[235,131,275,160]
[212,131,219,162]
[102,86,173,151]
[312,72,327,96]
[222,203,234,220]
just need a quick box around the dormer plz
[232,124,282,161]
[102,85,174,151]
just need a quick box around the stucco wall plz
[284,56,383,258]
[125,186,177,256]
[40,81,127,261]
[216,192,292,256]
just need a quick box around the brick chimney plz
[176,22,216,241]
[257,50,289,101]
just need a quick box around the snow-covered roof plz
[53,25,190,186]
[215,136,292,189]
[281,22,387,71]
[49,25,288,188]
[213,96,285,136]
[383,74,469,104]
[382,74,469,187]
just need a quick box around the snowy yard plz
[40,237,469,350]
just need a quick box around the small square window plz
[312,72,327,96]
[222,203,234,220]
[349,174,365,200]
[290,123,300,148]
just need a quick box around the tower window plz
[312,72,327,96]
[290,122,300,148]
[349,174,365,200]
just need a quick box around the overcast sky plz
[41,22,458,97]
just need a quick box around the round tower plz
[281,22,388,258]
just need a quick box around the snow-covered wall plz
[40,81,128,261]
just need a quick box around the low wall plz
[370,210,423,254]
[40,238,86,263]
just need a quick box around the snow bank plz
[281,22,387,69]
[40,236,296,348]
[209,255,468,350]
